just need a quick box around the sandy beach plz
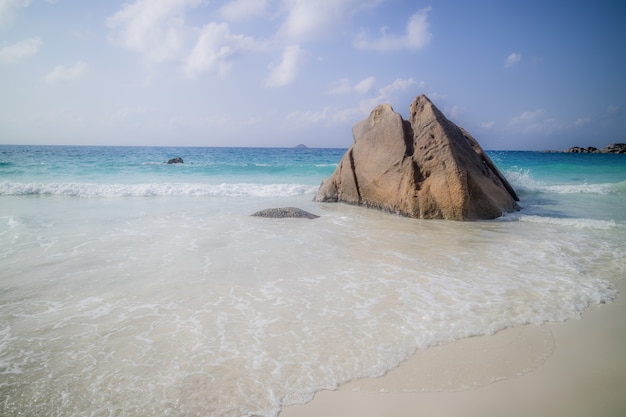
[281,279,626,417]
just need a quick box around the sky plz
[0,0,625,150]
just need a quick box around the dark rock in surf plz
[251,207,319,219]
[167,157,184,164]
[314,94,519,220]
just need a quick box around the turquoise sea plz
[1,145,625,416]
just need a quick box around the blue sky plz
[1,0,624,150]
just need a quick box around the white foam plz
[1,190,623,417]
[518,215,619,229]
[505,169,619,195]
[0,181,318,198]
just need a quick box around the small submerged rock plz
[251,207,319,219]
[167,157,184,164]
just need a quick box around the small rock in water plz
[167,157,184,164]
[251,207,319,219]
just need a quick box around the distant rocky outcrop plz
[565,146,598,153]
[565,144,626,154]
[294,144,308,149]
[167,157,184,164]
[251,207,319,219]
[314,94,519,221]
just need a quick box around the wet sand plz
[281,279,626,417]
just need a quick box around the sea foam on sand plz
[281,280,626,417]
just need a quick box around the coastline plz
[281,279,626,417]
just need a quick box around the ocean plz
[1,145,625,417]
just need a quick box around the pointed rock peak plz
[368,103,396,127]
[410,94,448,121]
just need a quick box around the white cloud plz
[265,44,307,87]
[289,77,416,126]
[0,37,41,63]
[184,22,258,77]
[481,120,495,129]
[354,76,375,94]
[287,105,363,127]
[45,60,87,83]
[328,76,375,95]
[106,0,203,63]
[220,0,268,21]
[0,0,30,27]
[376,77,416,100]
[444,105,461,120]
[278,0,380,42]
[509,109,569,134]
[277,0,345,42]
[505,52,521,67]
[327,78,352,95]
[573,117,591,127]
[108,0,266,79]
[354,7,432,51]
[510,109,544,123]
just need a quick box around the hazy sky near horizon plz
[1,0,624,150]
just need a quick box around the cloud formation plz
[288,77,416,126]
[220,0,268,21]
[505,52,521,67]
[277,0,376,42]
[265,44,307,87]
[354,7,432,51]
[328,76,375,95]
[105,0,432,86]
[106,0,202,63]
[0,0,30,27]
[354,76,375,94]
[184,22,258,77]
[0,37,41,63]
[507,108,584,135]
[45,61,87,83]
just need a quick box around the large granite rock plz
[315,95,519,220]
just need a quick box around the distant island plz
[562,143,626,154]
[294,144,308,149]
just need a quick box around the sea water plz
[1,146,625,417]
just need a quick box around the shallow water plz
[1,147,625,416]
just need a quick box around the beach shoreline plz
[281,279,626,417]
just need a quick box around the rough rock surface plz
[167,157,184,164]
[315,94,519,220]
[565,143,626,154]
[251,207,319,219]
[602,143,626,154]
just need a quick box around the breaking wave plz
[517,215,619,230]
[0,181,318,198]
[505,169,624,195]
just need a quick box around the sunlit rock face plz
[315,94,519,220]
